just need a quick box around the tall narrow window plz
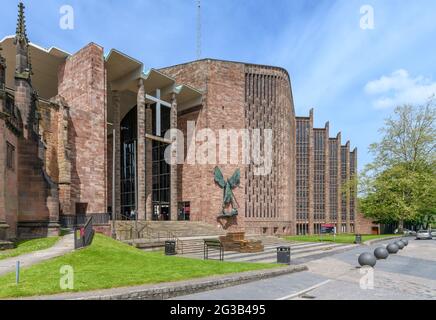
[152,140,170,221]
[120,106,138,219]
[6,142,15,170]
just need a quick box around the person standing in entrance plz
[130,209,136,220]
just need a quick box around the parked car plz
[416,230,433,240]
[431,230,436,238]
[394,229,416,236]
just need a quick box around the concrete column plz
[345,142,351,233]
[336,133,342,234]
[112,91,121,220]
[44,171,60,236]
[349,148,357,231]
[170,93,178,221]
[56,100,72,217]
[324,123,330,224]
[145,105,153,221]
[308,109,314,235]
[137,79,146,220]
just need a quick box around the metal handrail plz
[60,213,110,228]
[74,217,94,249]
[115,221,181,252]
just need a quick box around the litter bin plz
[277,246,291,265]
[165,240,177,256]
[355,234,362,244]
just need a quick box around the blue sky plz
[1,0,436,171]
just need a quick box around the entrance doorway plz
[153,204,170,221]
[119,103,172,221]
[152,140,171,220]
[178,202,191,221]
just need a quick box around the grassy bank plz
[284,234,398,244]
[0,234,279,298]
[0,237,60,261]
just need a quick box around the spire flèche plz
[15,2,29,46]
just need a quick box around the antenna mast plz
[196,0,202,60]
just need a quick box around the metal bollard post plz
[16,261,20,285]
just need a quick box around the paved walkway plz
[182,241,357,265]
[0,233,75,276]
[175,238,436,300]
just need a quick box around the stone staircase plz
[246,235,292,247]
[176,235,289,255]
[181,236,357,264]
[115,221,226,251]
[177,237,219,255]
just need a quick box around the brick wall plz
[58,43,107,215]
[355,212,379,235]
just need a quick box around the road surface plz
[173,238,436,300]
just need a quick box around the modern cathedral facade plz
[0,3,374,243]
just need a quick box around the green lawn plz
[0,234,280,299]
[284,234,398,244]
[0,237,60,261]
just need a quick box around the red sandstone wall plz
[4,130,18,238]
[160,60,209,92]
[163,60,246,232]
[0,120,19,239]
[162,60,296,235]
[0,119,7,231]
[38,101,60,182]
[243,66,295,235]
[14,70,52,225]
[204,61,247,231]
[58,43,107,214]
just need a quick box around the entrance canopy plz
[106,49,203,131]
[0,35,203,132]
[0,35,70,99]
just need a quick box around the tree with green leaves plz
[360,162,435,231]
[360,98,436,232]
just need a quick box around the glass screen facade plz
[120,106,138,218]
[329,139,338,222]
[296,119,310,221]
[314,130,326,221]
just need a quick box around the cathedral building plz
[0,3,373,244]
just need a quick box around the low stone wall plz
[0,241,14,250]
[30,265,308,300]
[93,224,112,237]
[17,221,60,240]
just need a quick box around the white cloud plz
[365,69,436,109]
